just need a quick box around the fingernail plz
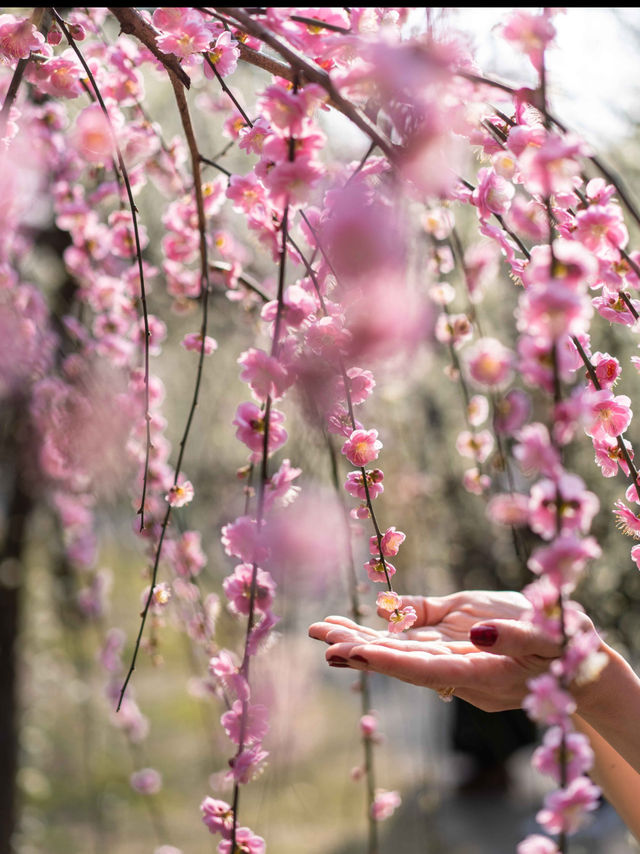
[329,661,350,668]
[328,655,348,664]
[349,654,369,664]
[470,625,498,647]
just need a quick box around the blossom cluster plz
[4,6,640,853]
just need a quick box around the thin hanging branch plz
[118,54,214,712]
[51,8,154,531]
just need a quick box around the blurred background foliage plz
[6,7,640,854]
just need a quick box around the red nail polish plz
[470,625,498,647]
[329,661,349,668]
[349,654,368,664]
[328,655,348,664]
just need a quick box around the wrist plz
[574,641,640,725]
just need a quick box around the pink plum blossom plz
[585,390,632,441]
[462,468,491,495]
[528,536,601,592]
[345,469,384,501]
[221,700,269,745]
[528,474,599,541]
[514,423,561,478]
[486,493,529,527]
[592,286,640,325]
[472,167,515,220]
[517,836,559,854]
[593,436,632,478]
[72,104,113,164]
[204,31,240,78]
[221,516,270,564]
[0,14,45,61]
[339,367,376,405]
[238,348,290,402]
[365,558,396,583]
[233,402,287,462]
[388,605,418,633]
[518,285,592,341]
[341,428,382,467]
[223,564,276,616]
[166,479,194,508]
[156,14,212,58]
[574,204,628,254]
[613,500,640,539]
[201,797,234,837]
[370,527,406,558]
[467,395,489,427]
[227,744,269,785]
[376,590,401,613]
[494,389,531,435]
[536,776,600,835]
[130,767,162,795]
[501,9,556,72]
[523,673,576,726]
[455,429,494,463]
[435,313,473,348]
[371,789,401,821]
[181,333,218,355]
[218,827,265,854]
[264,459,301,509]
[359,713,378,737]
[465,337,514,390]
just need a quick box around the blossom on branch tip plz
[371,789,401,821]
[203,31,240,78]
[388,605,417,633]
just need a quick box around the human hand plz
[309,590,602,712]
[309,589,530,646]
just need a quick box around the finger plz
[375,593,458,627]
[469,619,563,659]
[341,642,479,689]
[368,638,478,655]
[322,615,378,633]
[308,622,373,645]
[326,638,456,658]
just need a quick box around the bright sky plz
[452,7,640,146]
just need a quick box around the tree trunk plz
[0,474,32,854]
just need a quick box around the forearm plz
[573,714,640,840]
[574,643,640,782]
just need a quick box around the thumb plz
[469,619,562,660]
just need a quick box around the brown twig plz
[118,52,215,713]
[107,7,191,89]
[211,7,395,159]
